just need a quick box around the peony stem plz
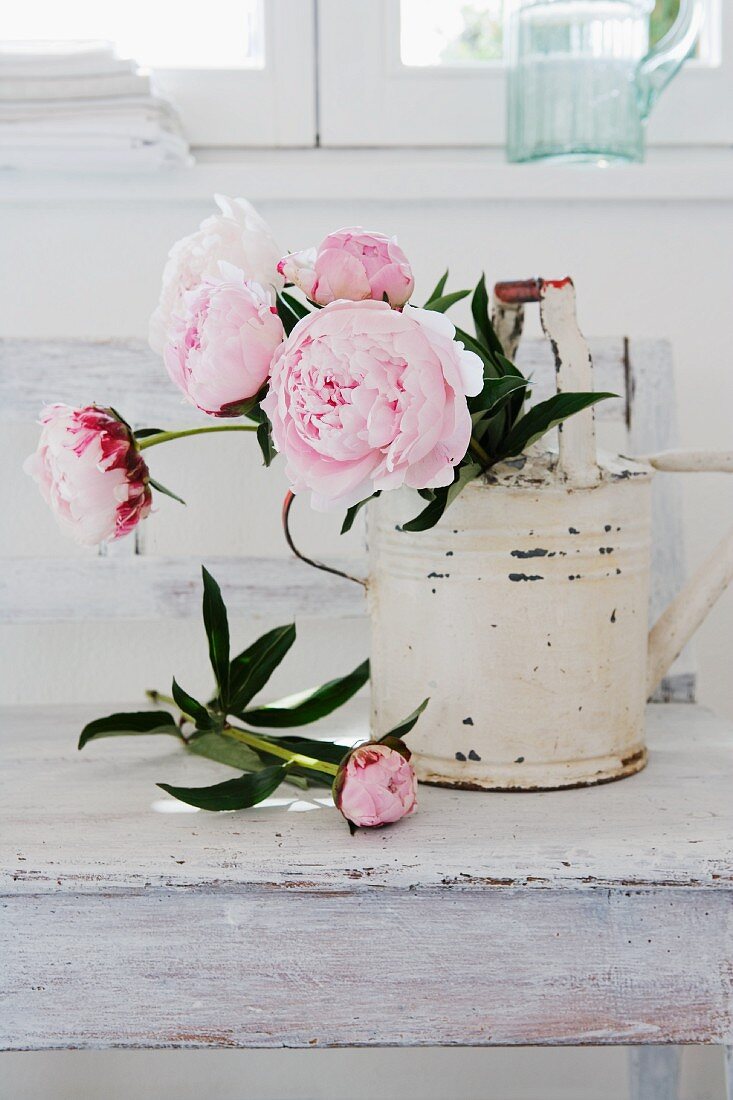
[137,425,256,451]
[223,724,339,778]
[469,434,492,468]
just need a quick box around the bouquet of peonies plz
[26,194,611,545]
[25,196,612,831]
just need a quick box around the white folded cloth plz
[0,39,191,171]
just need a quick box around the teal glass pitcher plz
[506,0,703,163]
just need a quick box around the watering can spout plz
[643,451,733,698]
[636,0,704,121]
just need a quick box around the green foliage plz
[384,273,617,533]
[240,660,370,727]
[158,765,288,812]
[77,573,401,818]
[202,566,230,707]
[79,710,182,749]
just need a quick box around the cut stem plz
[138,425,256,451]
[146,690,176,708]
[222,724,339,778]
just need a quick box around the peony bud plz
[278,227,414,308]
[163,264,285,417]
[333,741,417,830]
[24,405,151,547]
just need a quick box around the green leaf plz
[470,274,505,360]
[186,729,262,772]
[78,710,181,750]
[341,492,379,535]
[469,374,528,417]
[187,732,309,789]
[280,290,311,319]
[424,269,449,305]
[497,392,618,459]
[256,417,275,467]
[401,462,482,533]
[158,764,287,811]
[201,566,230,707]
[228,623,296,714]
[423,289,471,314]
[381,697,430,742]
[240,659,369,728]
[134,427,165,439]
[276,291,310,336]
[148,477,186,506]
[172,678,216,731]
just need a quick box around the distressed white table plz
[2,702,733,1096]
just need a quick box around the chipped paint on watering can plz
[368,452,654,790]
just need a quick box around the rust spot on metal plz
[508,573,544,582]
[420,748,647,792]
[510,548,548,559]
[494,278,541,304]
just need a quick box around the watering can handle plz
[494,277,601,489]
[640,448,733,696]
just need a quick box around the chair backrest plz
[0,335,693,702]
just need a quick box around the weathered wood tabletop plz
[2,702,732,1051]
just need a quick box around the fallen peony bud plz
[24,405,152,546]
[333,741,418,830]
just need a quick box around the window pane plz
[400,0,682,66]
[1,0,264,69]
[400,1,503,66]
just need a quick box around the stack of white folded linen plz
[0,40,191,171]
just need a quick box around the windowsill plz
[2,146,733,204]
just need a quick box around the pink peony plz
[164,264,285,417]
[278,227,415,308]
[24,405,151,546]
[262,299,483,510]
[149,195,284,355]
[334,742,418,829]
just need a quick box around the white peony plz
[148,194,284,354]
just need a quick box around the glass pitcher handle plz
[636,0,704,120]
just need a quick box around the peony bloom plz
[262,299,483,510]
[149,194,284,354]
[278,227,414,308]
[333,742,418,829]
[24,405,151,547]
[164,264,285,417]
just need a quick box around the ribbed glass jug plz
[506,0,702,163]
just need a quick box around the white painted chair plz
[1,336,731,1098]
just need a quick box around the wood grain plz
[1,702,732,1050]
[0,555,365,623]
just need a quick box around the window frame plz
[153,0,317,147]
[317,0,732,148]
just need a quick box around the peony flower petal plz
[25,405,151,547]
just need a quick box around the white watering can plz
[366,278,733,789]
